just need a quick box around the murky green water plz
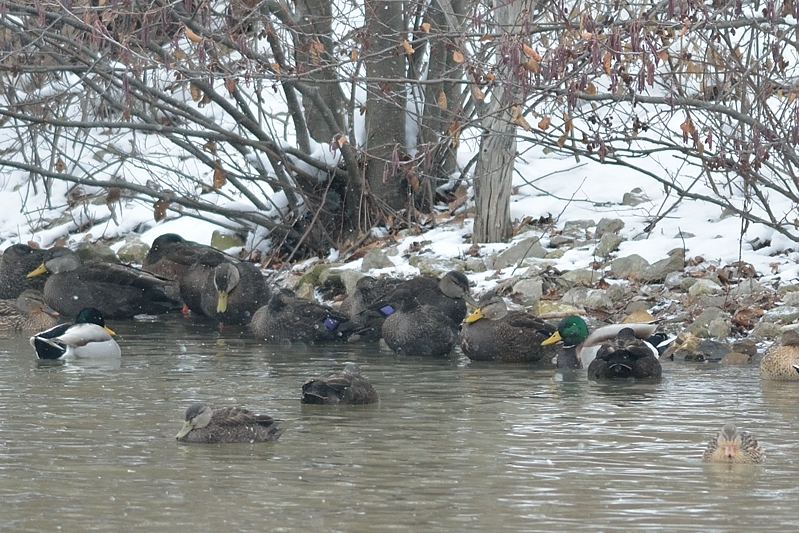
[1,314,797,532]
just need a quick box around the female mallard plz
[249,289,357,343]
[180,254,270,325]
[30,307,120,360]
[143,233,226,282]
[176,403,285,443]
[460,295,558,363]
[380,289,458,357]
[702,423,764,464]
[301,363,379,405]
[586,327,662,380]
[0,290,60,332]
[27,247,179,319]
[541,315,659,369]
[760,328,799,381]
[0,244,47,299]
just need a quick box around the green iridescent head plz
[541,315,589,348]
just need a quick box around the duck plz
[26,247,179,319]
[760,328,799,381]
[143,233,227,282]
[339,275,404,319]
[249,289,358,343]
[586,327,663,380]
[301,363,380,405]
[180,253,270,325]
[460,295,558,363]
[380,288,458,357]
[541,315,659,369]
[30,306,120,360]
[0,290,60,332]
[175,403,285,443]
[702,423,765,464]
[0,243,47,299]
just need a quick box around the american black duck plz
[301,363,379,405]
[176,403,285,443]
[249,289,357,343]
[381,289,458,357]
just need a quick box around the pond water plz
[0,314,797,532]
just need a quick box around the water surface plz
[1,314,797,531]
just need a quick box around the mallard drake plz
[381,289,458,357]
[702,423,764,464]
[143,233,227,282]
[30,307,120,360]
[176,403,285,443]
[460,295,558,363]
[586,327,662,380]
[179,253,269,325]
[0,290,60,332]
[26,247,179,319]
[301,363,380,405]
[249,289,357,343]
[541,315,659,369]
[760,328,799,381]
[0,244,47,299]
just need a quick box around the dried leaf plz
[556,133,568,148]
[55,157,66,172]
[657,49,669,61]
[511,106,532,131]
[270,62,281,74]
[213,164,227,189]
[202,140,217,155]
[437,90,448,109]
[471,86,485,100]
[224,78,236,94]
[337,135,347,148]
[173,49,188,60]
[184,25,203,43]
[522,44,541,61]
[189,83,202,102]
[538,116,551,130]
[603,52,612,75]
[350,49,358,62]
[153,199,171,222]
[623,309,656,323]
[402,39,415,55]
[421,22,430,33]
[452,50,465,63]
[680,117,695,135]
[523,58,539,73]
[586,82,597,94]
[563,112,573,132]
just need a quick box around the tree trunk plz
[471,0,526,244]
[363,0,408,212]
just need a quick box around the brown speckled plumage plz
[702,423,764,464]
[760,329,799,381]
[0,290,59,332]
[301,363,379,405]
[176,403,284,444]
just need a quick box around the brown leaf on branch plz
[213,162,227,189]
[512,107,532,130]
[153,199,171,222]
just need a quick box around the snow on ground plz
[2,137,799,297]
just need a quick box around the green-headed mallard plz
[249,289,357,343]
[541,315,659,369]
[0,244,47,299]
[702,423,764,464]
[0,290,60,332]
[380,289,458,357]
[586,327,662,380]
[460,295,558,363]
[176,403,284,443]
[27,247,179,319]
[30,307,120,360]
[760,328,799,381]
[301,363,379,405]
[179,253,269,325]
[143,233,227,282]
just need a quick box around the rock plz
[556,269,597,288]
[465,257,487,273]
[691,307,726,327]
[731,339,758,358]
[512,278,543,305]
[561,287,612,309]
[562,219,596,235]
[545,249,566,259]
[210,230,245,251]
[493,236,548,269]
[75,242,119,263]
[294,283,314,300]
[117,238,150,264]
[622,187,649,206]
[721,352,751,365]
[596,218,625,237]
[339,270,364,296]
[609,254,650,279]
[668,334,730,362]
[688,278,721,297]
[594,233,624,257]
[781,291,799,306]
[664,271,684,289]
[707,317,731,339]
[533,300,583,316]
[639,249,684,282]
[762,305,799,325]
[729,279,765,296]
[680,277,699,291]
[750,321,783,338]
[361,248,394,271]
[548,235,575,247]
